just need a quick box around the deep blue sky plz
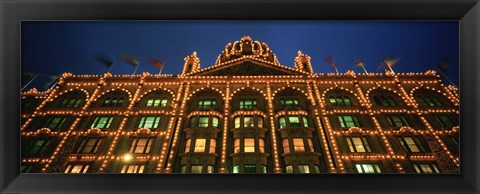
[21,21,459,90]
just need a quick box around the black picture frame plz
[1,0,479,193]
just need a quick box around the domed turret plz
[214,36,280,66]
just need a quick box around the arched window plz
[373,95,397,107]
[329,96,352,106]
[329,96,336,106]
[343,96,352,106]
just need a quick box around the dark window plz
[60,98,82,108]
[102,97,125,107]
[20,164,34,173]
[244,164,256,173]
[44,117,67,129]
[434,114,458,128]
[27,139,50,155]
[417,95,443,107]
[373,95,397,107]
[385,115,410,128]
[346,136,372,152]
[280,98,299,109]
[397,136,425,153]
[198,99,216,109]
[76,137,103,154]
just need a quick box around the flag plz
[437,60,449,73]
[325,55,336,68]
[122,54,139,66]
[148,59,164,69]
[95,54,113,68]
[378,58,399,70]
[44,75,59,90]
[22,72,37,80]
[354,59,365,68]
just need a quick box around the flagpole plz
[387,64,395,74]
[158,64,164,75]
[436,67,457,87]
[361,66,368,74]
[108,64,113,73]
[334,67,339,74]
[132,63,140,75]
[21,73,40,91]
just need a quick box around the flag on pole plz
[122,54,139,67]
[354,59,368,74]
[325,55,339,73]
[148,59,164,69]
[378,58,399,73]
[95,54,113,68]
[44,75,59,90]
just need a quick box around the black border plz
[1,0,479,193]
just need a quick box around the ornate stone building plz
[20,36,460,174]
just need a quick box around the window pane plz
[352,137,366,152]
[244,138,255,152]
[286,165,293,173]
[209,139,216,154]
[212,117,219,128]
[234,117,241,128]
[185,139,191,153]
[343,116,354,128]
[233,165,240,173]
[344,97,351,106]
[346,137,355,152]
[298,165,310,173]
[282,139,290,154]
[302,117,309,127]
[198,117,209,128]
[257,117,264,128]
[279,117,286,128]
[289,116,300,127]
[234,139,240,153]
[161,98,168,107]
[293,138,305,152]
[329,96,336,106]
[194,139,206,152]
[244,164,256,173]
[191,165,202,173]
[259,139,265,153]
[404,137,420,152]
[338,116,345,128]
[244,117,254,127]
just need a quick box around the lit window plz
[60,98,82,108]
[234,139,240,153]
[308,138,314,152]
[27,139,50,155]
[244,138,255,152]
[233,165,240,173]
[194,139,206,152]
[180,166,186,173]
[160,97,168,107]
[198,117,209,128]
[185,139,191,153]
[209,139,216,154]
[258,117,264,128]
[234,117,241,128]
[282,139,290,154]
[130,137,153,154]
[198,99,216,109]
[336,97,344,106]
[280,98,299,109]
[90,116,113,129]
[289,116,301,127]
[298,165,310,173]
[44,117,67,129]
[386,115,409,128]
[121,164,145,173]
[259,139,265,153]
[413,163,440,173]
[355,163,381,173]
[434,114,458,128]
[212,117,219,128]
[189,117,196,128]
[191,165,203,173]
[302,117,309,127]
[293,138,305,152]
[240,99,257,110]
[279,117,286,128]
[261,165,267,173]
[64,164,89,173]
[397,136,424,153]
[102,97,124,107]
[329,96,337,106]
[146,97,168,108]
[244,116,255,127]
[286,165,293,173]
[244,164,256,173]
[77,137,103,154]
[345,137,371,153]
[344,96,352,106]
[338,115,361,128]
[137,116,160,129]
[207,166,214,173]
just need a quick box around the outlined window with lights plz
[385,115,410,128]
[234,115,264,128]
[373,95,397,107]
[76,137,103,154]
[280,98,299,109]
[137,116,161,129]
[129,137,154,154]
[90,116,114,129]
[59,97,83,108]
[185,138,216,154]
[146,97,168,108]
[198,99,216,109]
[234,138,265,153]
[337,115,361,128]
[433,114,458,128]
[397,136,425,153]
[43,116,67,129]
[120,164,145,173]
[355,163,382,173]
[282,138,314,153]
[415,95,443,107]
[413,163,440,173]
[101,97,125,107]
[329,96,352,106]
[64,164,90,173]
[278,115,309,128]
[345,136,372,153]
[190,116,220,128]
[239,99,257,110]
[25,139,51,155]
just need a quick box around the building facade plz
[21,36,460,174]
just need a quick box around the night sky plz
[21,21,459,91]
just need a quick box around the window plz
[298,165,310,173]
[308,139,314,152]
[146,97,168,108]
[198,99,216,109]
[27,139,50,155]
[258,117,264,128]
[373,95,397,106]
[20,164,34,173]
[286,165,293,173]
[240,99,257,110]
[212,117,219,128]
[244,138,255,152]
[235,116,262,128]
[191,165,203,173]
[244,164,256,173]
[64,164,89,173]
[234,139,240,153]
[137,116,161,129]
[244,116,255,127]
[180,166,186,173]
[185,139,191,153]
[44,117,67,129]
[234,117,241,128]
[338,115,361,128]
[293,138,305,152]
[386,115,410,128]
[194,139,206,152]
[102,97,125,107]
[90,116,113,129]
[355,163,381,173]
[289,116,300,127]
[302,117,309,127]
[77,137,103,154]
[434,115,458,128]
[279,117,286,128]
[280,98,299,109]
[121,164,145,173]
[209,139,216,154]
[261,165,267,173]
[189,117,196,128]
[130,137,153,154]
[397,136,425,153]
[233,165,240,173]
[282,139,290,154]
[198,117,209,128]
[207,166,214,173]
[417,95,443,106]
[346,137,372,153]
[413,163,440,173]
[259,139,265,153]
[329,96,352,106]
[59,98,82,108]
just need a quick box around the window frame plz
[130,137,154,154]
